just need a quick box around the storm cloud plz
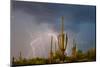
[11,1,96,59]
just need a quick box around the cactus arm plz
[58,35,62,50]
[58,39,61,50]
[65,33,68,50]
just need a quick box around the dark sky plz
[11,1,96,59]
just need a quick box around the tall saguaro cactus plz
[58,16,68,62]
[49,36,53,63]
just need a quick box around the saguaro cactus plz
[55,41,56,54]
[49,36,53,63]
[72,39,77,58]
[19,52,22,61]
[58,16,68,62]
[12,56,15,64]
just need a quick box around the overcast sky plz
[11,1,96,59]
